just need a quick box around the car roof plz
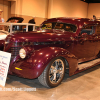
[43,17,100,26]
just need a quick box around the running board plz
[78,58,100,70]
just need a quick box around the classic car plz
[4,17,100,88]
[0,22,35,50]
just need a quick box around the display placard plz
[0,51,11,87]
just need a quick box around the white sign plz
[0,51,11,87]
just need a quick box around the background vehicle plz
[0,17,35,50]
[6,17,24,23]
[4,17,100,88]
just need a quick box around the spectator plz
[28,17,36,24]
[0,9,4,22]
[93,15,96,20]
[28,17,36,31]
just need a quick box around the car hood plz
[6,17,24,23]
[6,31,74,43]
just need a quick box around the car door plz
[93,25,100,57]
[70,25,97,62]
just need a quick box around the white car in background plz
[0,17,35,50]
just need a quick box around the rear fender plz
[25,47,78,77]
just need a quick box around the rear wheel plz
[38,57,66,88]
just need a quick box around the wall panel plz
[88,3,100,18]
[48,0,88,18]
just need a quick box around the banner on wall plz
[0,51,11,87]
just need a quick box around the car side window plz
[12,25,26,32]
[54,23,77,32]
[54,23,64,29]
[81,25,94,35]
[65,24,77,32]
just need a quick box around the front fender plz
[24,47,78,78]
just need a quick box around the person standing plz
[28,17,36,31]
[93,15,96,20]
[0,9,4,22]
[28,17,36,24]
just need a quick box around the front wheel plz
[38,57,66,88]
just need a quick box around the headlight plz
[19,48,26,59]
[5,41,9,44]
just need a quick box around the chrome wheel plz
[49,59,65,84]
[38,57,66,87]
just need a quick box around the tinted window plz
[41,23,56,30]
[54,23,64,29]
[81,25,94,35]
[54,23,77,32]
[41,22,77,32]
[65,24,77,32]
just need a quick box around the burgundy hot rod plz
[4,17,100,87]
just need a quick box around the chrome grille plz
[8,47,22,61]
[7,42,34,61]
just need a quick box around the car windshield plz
[41,22,77,32]
[41,22,56,30]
